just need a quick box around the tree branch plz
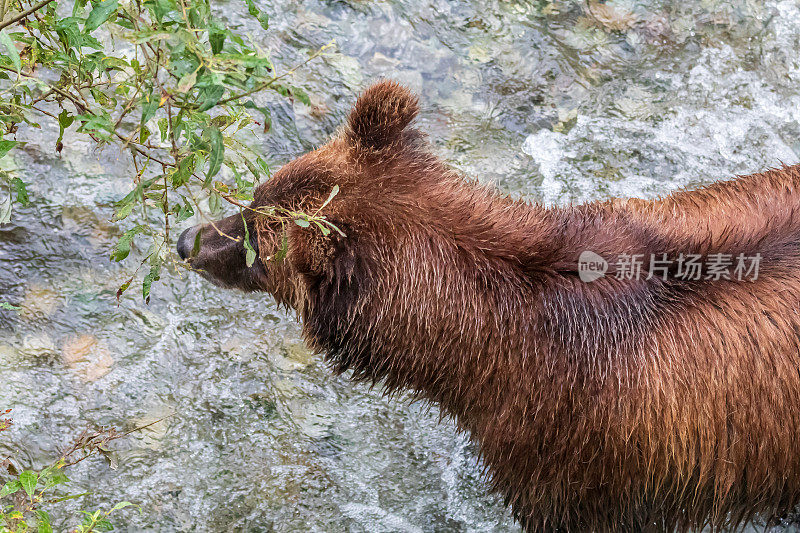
[0,0,57,31]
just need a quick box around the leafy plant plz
[0,410,166,532]
[0,0,336,302]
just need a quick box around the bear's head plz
[176,80,428,308]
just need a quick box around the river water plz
[2,0,800,531]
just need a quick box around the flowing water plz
[2,0,800,531]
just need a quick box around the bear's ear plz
[346,80,419,150]
[287,222,334,278]
[287,221,361,287]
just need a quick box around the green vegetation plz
[0,0,332,302]
[0,410,161,532]
[0,0,336,527]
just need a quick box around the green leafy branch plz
[0,0,334,302]
[0,411,168,532]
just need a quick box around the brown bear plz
[177,80,800,532]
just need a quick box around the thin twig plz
[0,0,56,31]
[214,41,334,107]
[113,131,174,167]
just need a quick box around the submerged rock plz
[61,334,115,382]
[19,333,57,359]
[20,283,61,319]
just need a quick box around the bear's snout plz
[177,225,200,260]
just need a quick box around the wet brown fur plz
[185,81,800,532]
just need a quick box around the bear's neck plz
[299,183,633,425]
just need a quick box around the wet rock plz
[19,333,57,359]
[0,344,20,364]
[468,45,492,64]
[639,11,673,44]
[326,53,363,90]
[392,70,423,94]
[220,335,247,357]
[287,397,334,440]
[369,51,401,70]
[128,405,173,451]
[585,1,638,32]
[270,340,315,372]
[62,334,115,382]
[615,86,656,120]
[284,341,315,367]
[20,283,61,319]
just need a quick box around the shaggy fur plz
[179,80,800,532]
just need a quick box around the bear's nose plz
[177,226,200,260]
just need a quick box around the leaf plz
[244,100,271,132]
[197,84,224,112]
[129,31,172,44]
[256,157,270,175]
[12,177,29,206]
[0,480,21,498]
[139,124,151,144]
[95,518,114,531]
[101,56,129,71]
[172,154,195,187]
[273,84,290,98]
[319,184,339,210]
[175,197,194,222]
[0,30,21,73]
[205,127,223,179]
[209,29,225,55]
[142,258,161,303]
[116,277,133,302]
[43,471,68,489]
[19,471,37,499]
[110,225,144,261]
[0,198,11,224]
[294,218,310,228]
[140,90,159,124]
[245,243,256,267]
[192,228,202,256]
[0,139,17,158]
[149,0,178,22]
[313,220,330,236]
[84,0,118,32]
[50,491,90,503]
[241,212,256,267]
[208,191,221,215]
[214,51,271,70]
[109,501,134,512]
[290,86,310,105]
[158,117,169,142]
[0,302,20,311]
[36,510,52,533]
[55,17,84,49]
[57,110,75,148]
[273,229,288,262]
[325,220,346,237]
[113,177,156,221]
[76,110,115,139]
[176,70,197,93]
[113,200,135,222]
[244,0,269,29]
[243,158,261,180]
[73,0,89,16]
